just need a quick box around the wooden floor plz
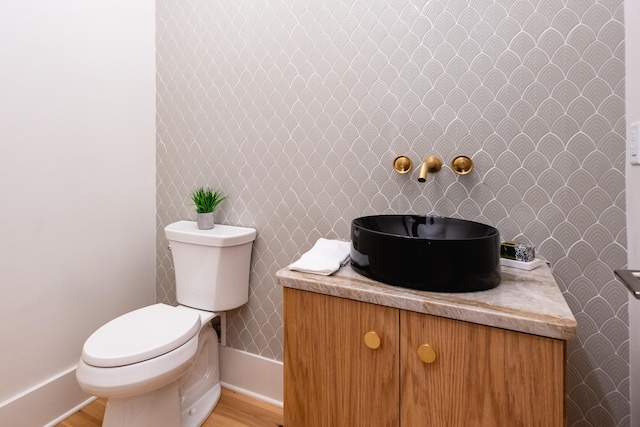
[56,388,283,427]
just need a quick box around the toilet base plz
[179,321,222,426]
[103,381,181,427]
[181,382,221,427]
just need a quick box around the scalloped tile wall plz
[156,0,628,425]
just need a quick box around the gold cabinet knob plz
[364,331,381,349]
[417,344,436,363]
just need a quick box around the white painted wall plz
[0,1,156,425]
[626,1,640,425]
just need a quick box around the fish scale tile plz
[156,0,628,425]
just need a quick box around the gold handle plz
[451,156,473,175]
[364,331,381,350]
[393,156,413,174]
[417,344,436,363]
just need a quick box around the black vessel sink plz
[350,215,501,292]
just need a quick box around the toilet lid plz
[82,303,201,368]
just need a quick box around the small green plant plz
[191,187,227,213]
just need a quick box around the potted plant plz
[191,186,227,230]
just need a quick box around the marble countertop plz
[276,263,577,340]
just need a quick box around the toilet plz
[76,220,256,427]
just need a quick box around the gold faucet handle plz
[451,156,473,175]
[393,156,413,174]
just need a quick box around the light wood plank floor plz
[56,388,283,427]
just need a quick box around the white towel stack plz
[288,238,351,276]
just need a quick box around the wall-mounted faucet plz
[418,156,442,182]
[393,155,473,180]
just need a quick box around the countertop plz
[276,263,577,340]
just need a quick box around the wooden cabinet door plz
[400,311,566,427]
[284,288,400,427]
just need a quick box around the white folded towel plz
[288,238,351,276]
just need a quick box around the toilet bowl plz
[76,221,256,427]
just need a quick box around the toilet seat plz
[82,303,201,367]
[76,331,199,399]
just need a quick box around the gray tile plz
[156,0,628,424]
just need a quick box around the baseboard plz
[0,348,283,426]
[219,346,283,407]
[0,366,93,427]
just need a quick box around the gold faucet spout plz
[418,161,429,182]
[418,156,442,182]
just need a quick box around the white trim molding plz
[219,346,283,407]
[0,366,92,427]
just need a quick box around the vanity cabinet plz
[284,288,566,427]
[283,287,399,426]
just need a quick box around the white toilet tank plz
[165,220,256,312]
